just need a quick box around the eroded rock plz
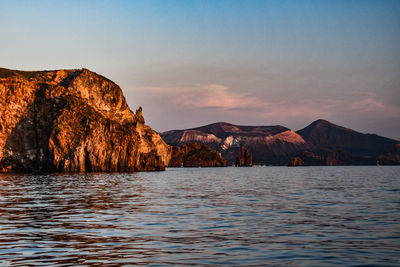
[236,145,252,167]
[0,68,171,172]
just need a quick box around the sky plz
[1,0,400,139]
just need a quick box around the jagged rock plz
[288,157,304,167]
[236,145,252,167]
[169,142,226,167]
[135,106,145,124]
[0,68,171,172]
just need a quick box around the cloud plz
[134,84,334,121]
[129,84,400,138]
[133,84,400,122]
[172,84,266,111]
[348,97,400,117]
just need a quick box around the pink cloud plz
[349,97,400,117]
[173,84,266,110]
[134,84,333,121]
[133,84,400,126]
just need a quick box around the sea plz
[0,166,399,266]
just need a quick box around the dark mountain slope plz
[297,119,398,157]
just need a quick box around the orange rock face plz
[0,68,171,172]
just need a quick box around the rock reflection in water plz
[0,167,400,266]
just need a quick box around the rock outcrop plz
[169,142,226,167]
[236,145,252,167]
[288,157,304,167]
[0,68,171,172]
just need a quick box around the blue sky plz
[1,0,400,139]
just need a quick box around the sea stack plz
[236,145,252,167]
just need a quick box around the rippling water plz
[0,166,399,266]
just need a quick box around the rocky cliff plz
[0,68,172,172]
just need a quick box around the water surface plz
[0,166,399,266]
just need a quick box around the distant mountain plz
[161,120,399,166]
[297,119,398,157]
[161,122,309,165]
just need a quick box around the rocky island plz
[0,68,225,172]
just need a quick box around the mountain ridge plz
[161,120,399,165]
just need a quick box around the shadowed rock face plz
[168,143,226,167]
[297,119,398,157]
[0,68,171,172]
[294,119,400,165]
[378,144,400,165]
